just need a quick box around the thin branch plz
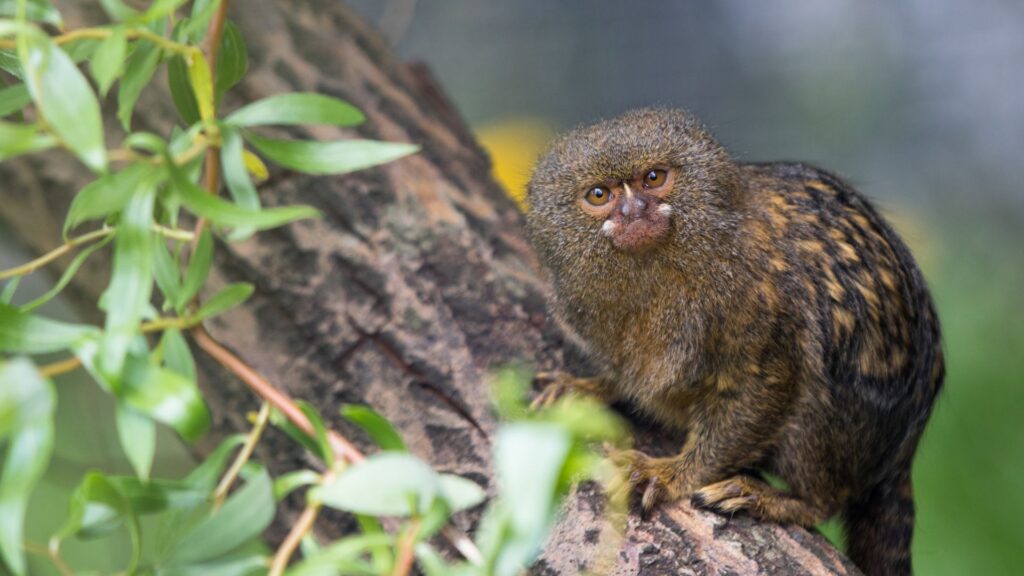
[0,227,111,281]
[0,27,192,54]
[269,499,322,576]
[23,540,73,576]
[213,402,271,509]
[191,325,365,463]
[37,356,82,378]
[390,518,423,576]
[0,225,193,281]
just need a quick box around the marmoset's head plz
[526,108,742,271]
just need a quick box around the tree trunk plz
[0,1,859,574]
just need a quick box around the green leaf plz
[161,327,196,381]
[272,470,319,501]
[99,184,156,378]
[18,30,106,172]
[220,126,260,241]
[140,0,189,22]
[98,0,139,21]
[167,159,319,230]
[246,134,418,176]
[180,228,212,307]
[52,471,141,573]
[0,0,63,27]
[187,48,214,122]
[0,83,30,117]
[118,39,162,131]
[0,120,55,161]
[314,453,439,517]
[117,405,156,480]
[215,21,246,102]
[90,27,127,96]
[0,358,55,576]
[226,93,363,128]
[286,534,391,576]
[0,302,98,354]
[193,282,253,321]
[438,474,486,513]
[186,435,246,491]
[298,401,333,468]
[181,0,221,43]
[64,162,158,234]
[120,357,209,442]
[164,466,274,565]
[153,239,183,309]
[76,341,210,442]
[1,277,18,304]
[167,52,201,126]
[269,408,326,461]
[340,404,406,452]
[20,234,113,312]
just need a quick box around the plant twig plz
[0,225,194,281]
[269,497,322,576]
[213,401,271,509]
[0,27,193,54]
[191,325,365,463]
[37,356,82,378]
[0,227,110,280]
[391,518,423,576]
[23,540,72,576]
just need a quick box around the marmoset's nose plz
[619,195,647,218]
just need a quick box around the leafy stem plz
[213,401,271,509]
[0,27,193,55]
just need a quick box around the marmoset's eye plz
[584,186,612,206]
[644,169,668,188]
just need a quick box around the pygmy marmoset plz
[526,108,943,576]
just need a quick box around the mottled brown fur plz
[526,108,943,576]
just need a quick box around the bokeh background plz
[4,1,1022,574]
[347,0,1024,573]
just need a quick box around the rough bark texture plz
[0,1,860,574]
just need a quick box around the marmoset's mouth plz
[603,200,672,252]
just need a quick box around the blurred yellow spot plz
[885,207,936,274]
[243,148,269,182]
[475,118,554,212]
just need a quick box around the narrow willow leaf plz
[163,466,274,565]
[167,159,319,230]
[167,53,200,125]
[0,49,21,79]
[438,474,486,513]
[272,469,319,501]
[220,127,260,241]
[117,404,156,480]
[1,277,18,304]
[64,162,158,234]
[52,471,141,572]
[340,404,406,452]
[214,21,246,102]
[0,358,55,576]
[98,0,139,21]
[297,401,333,468]
[179,228,212,308]
[20,234,113,312]
[90,27,127,96]
[242,149,268,180]
[120,356,209,442]
[226,93,364,128]
[18,30,106,172]
[160,327,196,381]
[118,40,161,131]
[186,48,214,122]
[152,240,183,310]
[0,302,98,354]
[99,184,156,378]
[246,134,418,176]
[124,131,167,154]
[180,0,221,43]
[0,120,55,161]
[193,282,253,322]
[140,0,189,22]
[314,453,439,517]
[287,534,392,576]
[0,0,63,27]
[0,83,30,117]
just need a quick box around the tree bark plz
[0,1,859,574]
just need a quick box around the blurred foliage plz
[476,118,553,212]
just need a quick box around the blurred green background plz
[4,1,1023,574]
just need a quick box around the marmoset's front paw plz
[607,448,694,518]
[530,371,612,410]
